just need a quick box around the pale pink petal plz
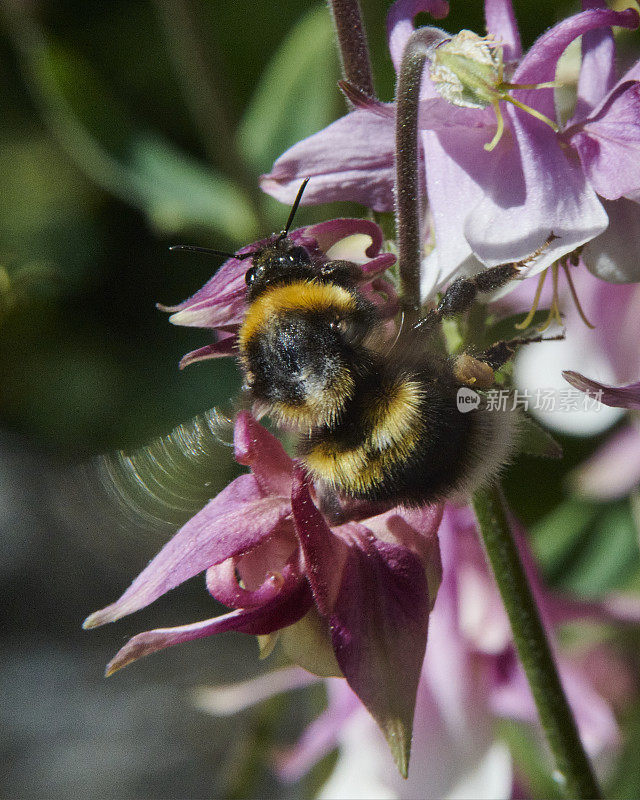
[104,577,314,675]
[484,0,522,62]
[233,411,293,497]
[582,197,640,282]
[83,478,290,628]
[194,667,318,717]
[490,655,619,756]
[386,0,450,75]
[572,0,616,120]
[465,116,608,274]
[512,6,639,121]
[260,111,396,212]
[571,424,640,499]
[563,370,640,409]
[569,81,640,200]
[277,680,360,781]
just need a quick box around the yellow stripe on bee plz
[303,376,425,495]
[238,280,357,352]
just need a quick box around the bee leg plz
[479,332,565,370]
[453,353,496,389]
[436,262,521,317]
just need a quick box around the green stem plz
[394,27,447,321]
[472,484,602,800]
[327,0,374,98]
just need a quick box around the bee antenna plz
[278,178,310,240]
[169,244,255,261]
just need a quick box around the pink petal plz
[571,424,640,500]
[465,115,608,274]
[290,467,348,614]
[104,577,313,675]
[179,335,237,368]
[83,476,291,628]
[569,81,640,200]
[260,110,396,212]
[206,557,299,609]
[386,0,450,75]
[563,370,640,409]
[572,0,616,120]
[512,6,639,122]
[233,411,293,497]
[484,0,522,62]
[582,197,640,282]
[327,522,431,776]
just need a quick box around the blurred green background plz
[2,0,640,798]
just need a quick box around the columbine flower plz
[84,410,443,775]
[261,0,640,295]
[160,218,397,368]
[195,506,640,798]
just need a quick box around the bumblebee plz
[178,181,555,507]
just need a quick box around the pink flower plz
[261,0,640,294]
[235,507,638,798]
[161,218,397,368]
[84,411,443,774]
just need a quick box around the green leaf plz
[237,4,341,175]
[517,413,563,459]
[29,39,258,240]
[530,496,599,574]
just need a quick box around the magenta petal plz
[484,0,522,61]
[83,478,291,628]
[563,371,640,409]
[261,110,396,212]
[104,577,313,675]
[328,523,431,776]
[233,411,293,497]
[206,559,300,609]
[572,0,616,120]
[305,218,384,258]
[569,81,640,200]
[163,258,248,329]
[290,467,348,614]
[386,0,450,74]
[512,6,639,121]
[358,253,397,281]
[179,335,237,368]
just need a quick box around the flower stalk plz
[472,484,602,800]
[395,27,447,319]
[327,0,375,98]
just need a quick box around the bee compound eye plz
[329,317,349,335]
[245,264,263,286]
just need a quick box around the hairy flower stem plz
[328,0,375,98]
[395,28,447,320]
[472,485,602,800]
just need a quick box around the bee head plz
[244,237,316,301]
[238,281,377,428]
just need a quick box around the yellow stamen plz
[516,268,547,329]
[538,263,563,331]
[503,95,560,132]
[484,100,506,151]
[562,260,595,329]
